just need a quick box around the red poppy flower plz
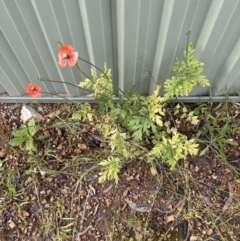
[25,83,42,97]
[58,44,78,67]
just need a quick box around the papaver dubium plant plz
[23,38,209,184]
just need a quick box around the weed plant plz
[9,34,211,183]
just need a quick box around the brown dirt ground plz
[0,103,240,241]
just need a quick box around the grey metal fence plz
[1,0,240,102]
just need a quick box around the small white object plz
[20,105,44,123]
[39,169,46,176]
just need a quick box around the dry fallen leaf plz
[222,182,233,214]
[165,215,175,224]
[150,166,157,176]
[79,225,92,236]
[122,189,129,197]
[103,183,115,194]
[125,199,150,213]
[203,196,215,209]
[8,221,16,229]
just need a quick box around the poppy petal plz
[68,51,78,67]
[57,44,78,67]
[25,84,42,97]
[58,58,67,67]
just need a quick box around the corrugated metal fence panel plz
[0,0,114,97]
[1,0,240,99]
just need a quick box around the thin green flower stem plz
[185,30,191,67]
[78,57,125,95]
[41,91,77,104]
[78,57,109,80]
[146,69,157,85]
[39,78,115,101]
[54,119,112,127]
[39,78,92,93]
[75,63,92,80]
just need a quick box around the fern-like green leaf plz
[78,63,113,98]
[98,157,122,184]
[163,43,210,100]
[72,103,93,121]
[149,133,198,170]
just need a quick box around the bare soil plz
[0,103,240,241]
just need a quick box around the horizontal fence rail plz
[1,0,240,102]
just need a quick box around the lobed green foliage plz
[148,130,198,170]
[78,63,114,111]
[98,157,122,184]
[163,43,210,100]
[72,103,93,122]
[73,42,210,183]
[9,118,39,152]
